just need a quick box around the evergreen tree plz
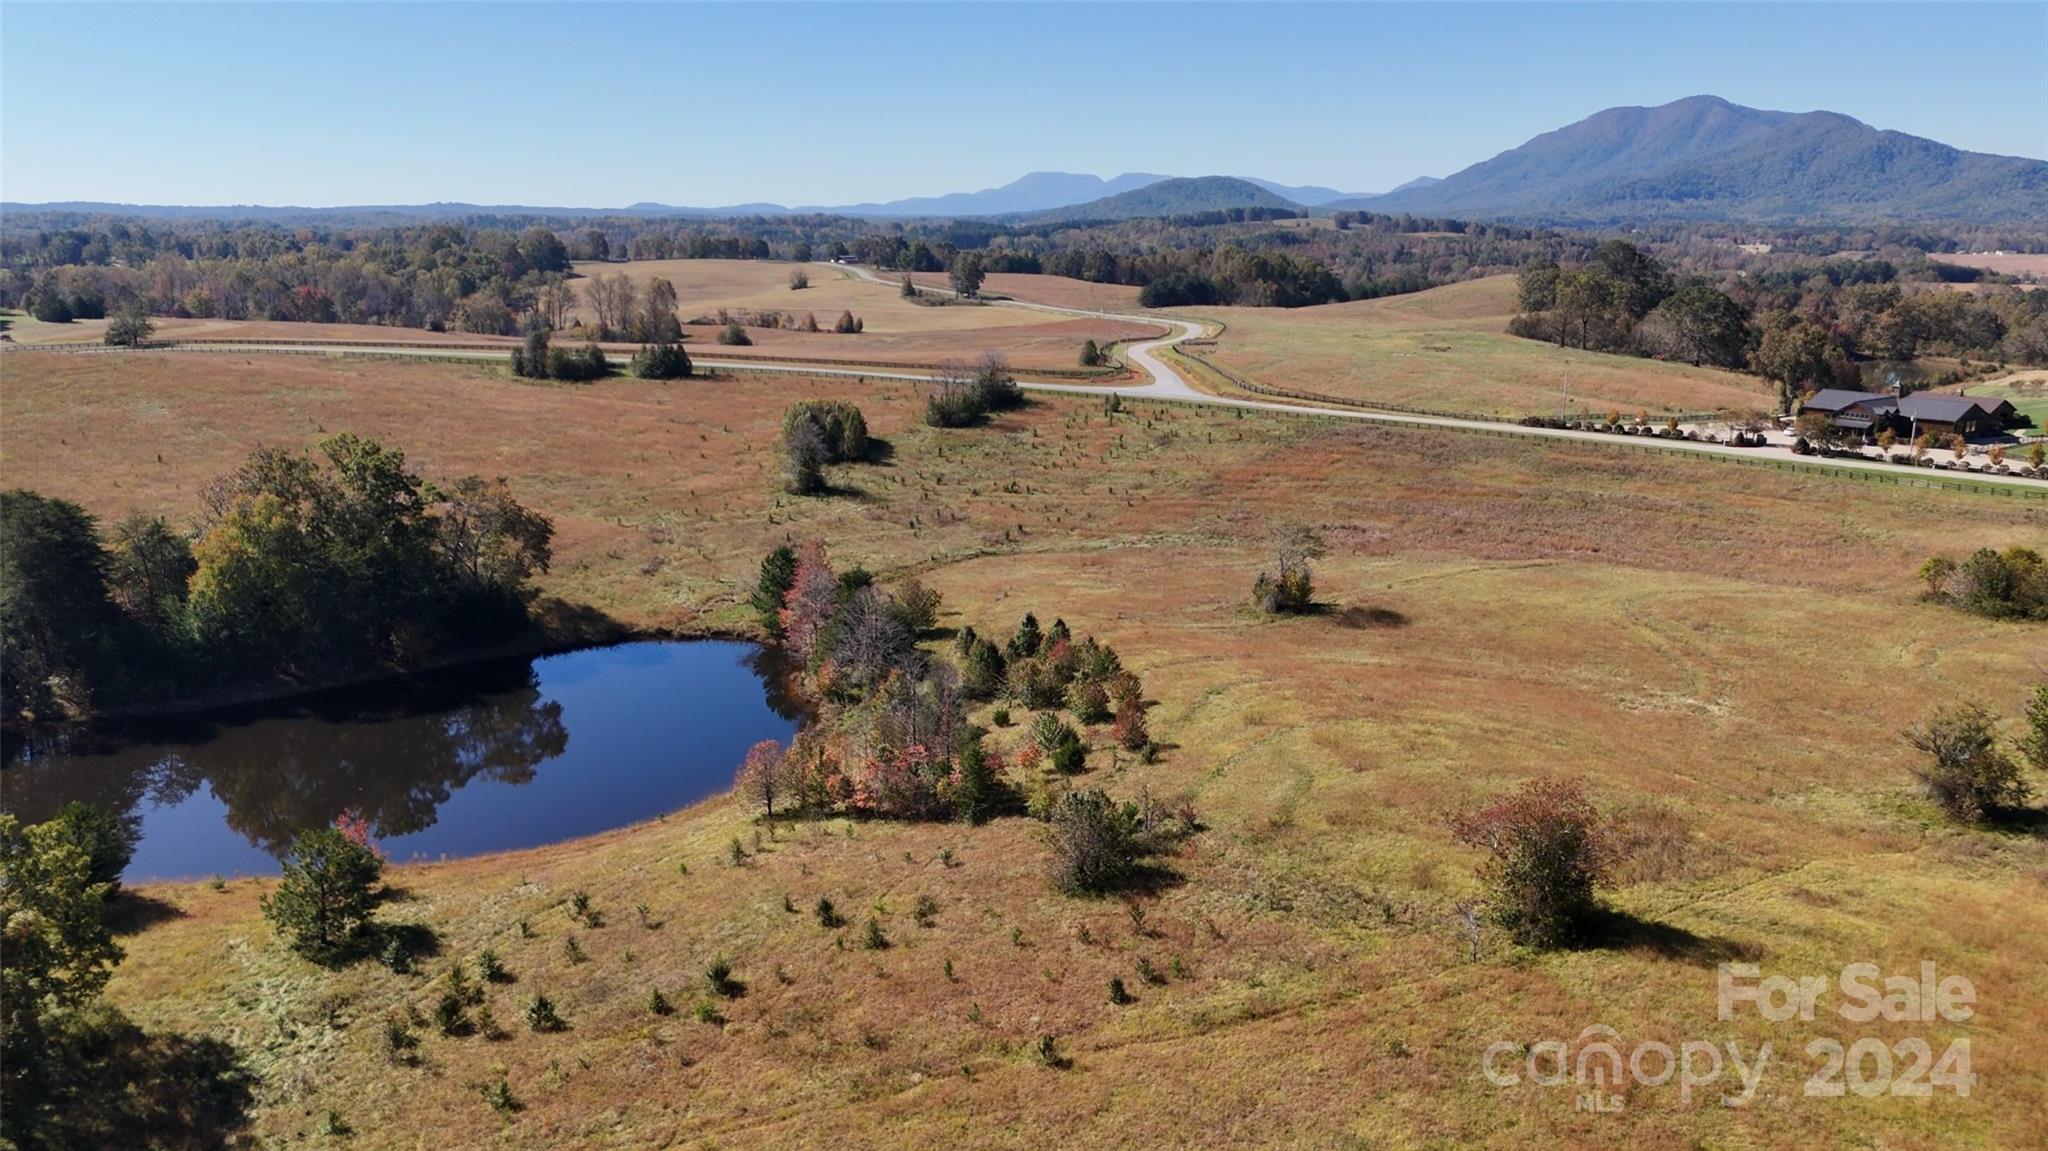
[262,825,384,962]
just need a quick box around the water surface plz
[1,641,802,881]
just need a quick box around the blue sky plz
[3,2,2042,207]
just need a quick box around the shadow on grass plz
[860,436,897,465]
[1981,805,2048,837]
[1331,605,1411,630]
[1580,908,1763,968]
[107,891,188,937]
[374,920,443,964]
[11,1005,256,1151]
[1108,862,1188,899]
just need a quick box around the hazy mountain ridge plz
[1013,177,1304,224]
[1357,95,2048,223]
[10,97,2039,227]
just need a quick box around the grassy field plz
[6,352,2047,1148]
[570,260,1159,370]
[1962,371,2048,429]
[1928,252,2048,279]
[1180,276,1779,419]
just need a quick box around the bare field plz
[8,353,2047,1148]
[1929,252,2048,278]
[1187,275,1779,418]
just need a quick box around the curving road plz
[12,267,2044,493]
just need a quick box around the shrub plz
[814,896,842,928]
[383,1016,420,1064]
[1252,526,1322,614]
[262,824,383,962]
[1904,703,2032,822]
[2022,683,2048,775]
[1009,613,1044,660]
[924,385,985,428]
[433,992,471,1036]
[1068,680,1111,725]
[705,956,741,997]
[525,993,565,1032]
[1079,339,1102,367]
[782,421,828,495]
[545,342,609,382]
[972,352,1024,411]
[649,987,673,1016]
[913,894,939,927]
[718,321,752,346]
[891,578,942,635]
[1917,548,2047,620]
[991,707,1012,727]
[1032,712,1067,750]
[782,399,869,463]
[476,949,507,983]
[833,309,860,334]
[789,268,809,290]
[962,638,1008,699]
[1045,789,1142,895]
[861,917,889,950]
[483,1078,520,1114]
[1108,976,1133,1004]
[952,737,1005,825]
[1447,778,1617,949]
[1049,730,1087,775]
[1111,698,1150,752]
[630,341,692,379]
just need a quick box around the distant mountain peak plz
[1362,95,2048,224]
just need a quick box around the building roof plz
[1801,389,1896,414]
[1898,393,1988,423]
[1969,396,2018,417]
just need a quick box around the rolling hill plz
[1348,95,2048,224]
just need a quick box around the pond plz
[0,641,803,882]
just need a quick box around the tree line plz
[1509,241,2048,409]
[1,435,554,722]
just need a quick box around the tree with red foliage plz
[778,542,838,665]
[1111,698,1149,752]
[737,740,791,818]
[333,809,383,859]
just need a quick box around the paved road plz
[839,265,2048,492]
[14,272,2044,493]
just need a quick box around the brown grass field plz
[904,270,1147,313]
[1181,276,1780,419]
[570,259,1159,370]
[1928,252,2048,278]
[5,351,2047,1148]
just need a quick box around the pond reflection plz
[2,641,801,881]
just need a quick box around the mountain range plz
[1342,95,2047,224]
[9,97,2042,227]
